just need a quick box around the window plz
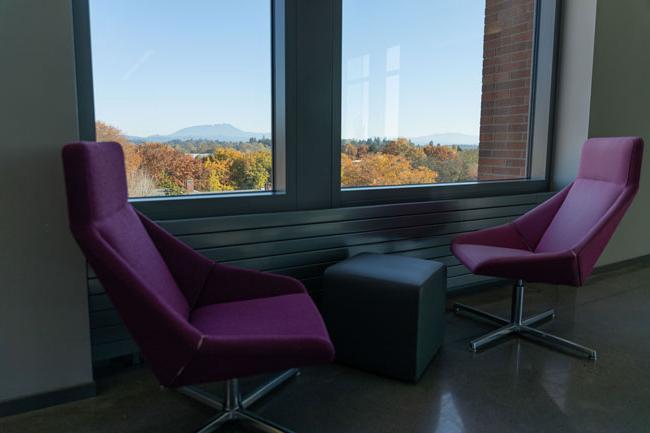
[341,0,536,188]
[75,0,558,216]
[88,0,273,198]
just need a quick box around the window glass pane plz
[89,1,273,197]
[341,0,535,188]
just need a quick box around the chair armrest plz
[513,184,572,249]
[76,225,204,386]
[138,211,214,307]
[452,185,573,252]
[194,263,307,307]
[572,186,638,283]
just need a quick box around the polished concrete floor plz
[2,259,650,433]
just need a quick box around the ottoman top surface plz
[325,253,445,287]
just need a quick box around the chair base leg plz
[178,369,300,433]
[453,280,597,360]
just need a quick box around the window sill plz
[131,191,293,220]
[340,179,549,207]
[131,179,550,221]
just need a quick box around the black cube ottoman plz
[322,253,446,382]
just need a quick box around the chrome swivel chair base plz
[454,280,597,360]
[177,368,300,433]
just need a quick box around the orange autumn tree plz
[94,121,273,196]
[203,147,242,192]
[95,121,142,177]
[382,137,426,166]
[204,157,235,192]
[340,137,479,185]
[95,121,158,196]
[422,143,479,183]
[422,143,457,160]
[137,143,210,195]
[341,153,437,187]
[96,121,210,196]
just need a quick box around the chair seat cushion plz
[174,294,334,385]
[191,293,328,339]
[453,244,533,273]
[452,241,579,285]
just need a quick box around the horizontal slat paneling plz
[158,192,551,235]
[92,340,139,362]
[91,325,131,345]
[176,205,535,250]
[200,217,513,262]
[87,191,553,362]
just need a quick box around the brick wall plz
[478,0,535,180]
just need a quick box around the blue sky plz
[90,0,484,139]
[342,0,485,139]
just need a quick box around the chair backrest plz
[535,137,643,257]
[62,142,200,384]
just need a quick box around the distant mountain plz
[129,123,270,143]
[128,124,476,147]
[410,133,479,146]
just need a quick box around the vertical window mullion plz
[331,0,343,207]
[294,0,337,210]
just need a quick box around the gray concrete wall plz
[552,0,650,266]
[0,1,93,403]
[551,0,597,190]
[586,0,650,265]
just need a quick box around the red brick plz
[479,0,534,179]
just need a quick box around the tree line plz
[341,138,478,186]
[96,121,478,197]
[165,138,271,154]
[96,121,271,196]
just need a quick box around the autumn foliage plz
[341,137,478,187]
[342,153,437,186]
[96,121,478,197]
[95,121,272,196]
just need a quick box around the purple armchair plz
[62,141,334,433]
[452,137,644,359]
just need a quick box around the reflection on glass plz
[341,0,535,188]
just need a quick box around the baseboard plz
[447,253,650,299]
[0,382,96,418]
[593,253,650,275]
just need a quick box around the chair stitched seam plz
[511,222,534,252]
[191,263,219,310]
[625,142,637,186]
[170,334,206,387]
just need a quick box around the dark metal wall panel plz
[87,192,552,362]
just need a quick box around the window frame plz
[72,0,297,219]
[335,0,560,207]
[72,0,561,219]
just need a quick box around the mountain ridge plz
[128,123,478,146]
[128,123,270,143]
[410,132,478,146]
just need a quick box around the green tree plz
[204,157,235,192]
[382,138,426,167]
[230,150,272,190]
